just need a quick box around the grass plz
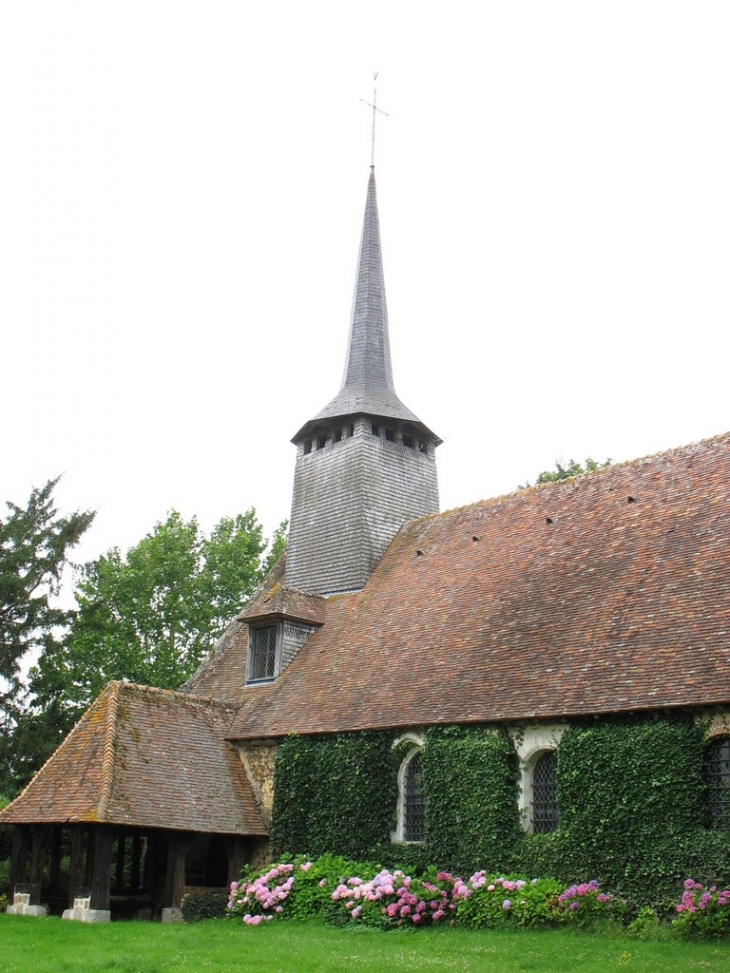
[2,915,730,973]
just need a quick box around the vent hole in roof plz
[627,496,636,504]
[416,549,424,557]
[472,536,480,543]
[546,517,554,525]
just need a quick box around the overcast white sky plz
[1,2,729,576]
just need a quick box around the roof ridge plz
[117,678,239,713]
[0,690,111,822]
[95,680,120,820]
[411,429,730,525]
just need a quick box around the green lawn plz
[2,916,730,973]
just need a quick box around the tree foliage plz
[0,478,94,796]
[521,457,611,489]
[30,509,282,719]
[0,478,94,720]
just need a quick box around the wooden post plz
[49,826,63,892]
[89,827,115,912]
[83,827,94,887]
[68,827,84,908]
[223,836,247,887]
[9,826,31,896]
[114,832,126,892]
[164,833,192,909]
[130,834,142,893]
[29,825,49,905]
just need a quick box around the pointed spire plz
[294,170,439,442]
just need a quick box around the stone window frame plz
[530,750,559,834]
[392,732,426,844]
[246,623,281,684]
[510,724,567,834]
[705,733,730,830]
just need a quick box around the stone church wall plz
[238,742,279,830]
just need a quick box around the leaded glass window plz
[404,752,425,842]
[532,751,559,834]
[707,736,730,829]
[248,625,278,682]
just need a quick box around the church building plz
[2,166,730,920]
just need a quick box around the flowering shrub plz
[673,878,730,938]
[226,856,646,936]
[330,866,457,928]
[455,872,563,928]
[228,854,365,924]
[554,879,627,928]
[228,862,295,925]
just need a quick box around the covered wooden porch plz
[1,682,268,920]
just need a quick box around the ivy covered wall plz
[422,725,521,874]
[270,731,399,860]
[269,714,730,904]
[515,713,730,902]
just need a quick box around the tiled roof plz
[239,581,326,626]
[181,620,250,704]
[182,552,324,701]
[0,682,266,834]
[229,433,730,738]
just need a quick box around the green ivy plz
[547,714,710,904]
[268,715,728,908]
[421,725,521,875]
[270,731,399,860]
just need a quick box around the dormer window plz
[247,625,279,682]
[246,619,319,684]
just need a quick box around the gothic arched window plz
[706,736,730,830]
[531,751,559,834]
[402,750,425,843]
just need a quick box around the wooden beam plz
[164,833,192,909]
[9,826,31,895]
[131,834,142,893]
[29,825,49,905]
[67,827,84,908]
[223,835,247,887]
[49,826,63,891]
[114,832,126,891]
[89,827,115,911]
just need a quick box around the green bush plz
[180,891,229,922]
[268,716,730,912]
[673,879,730,938]
[374,841,432,876]
[455,873,563,928]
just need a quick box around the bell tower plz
[286,169,441,595]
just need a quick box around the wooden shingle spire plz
[287,171,440,595]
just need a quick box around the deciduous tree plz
[30,509,285,720]
[521,457,611,489]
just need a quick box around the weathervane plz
[360,71,388,169]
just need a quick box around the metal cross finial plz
[360,71,388,169]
